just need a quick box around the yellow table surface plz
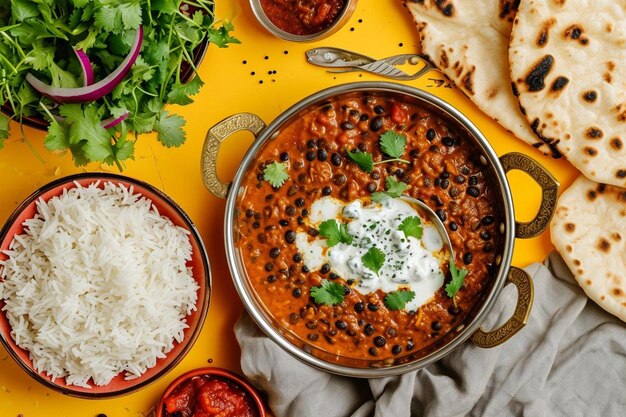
[0,1,579,416]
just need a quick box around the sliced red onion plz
[74,48,94,86]
[26,27,143,104]
[101,111,130,129]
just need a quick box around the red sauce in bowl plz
[162,375,259,417]
[259,0,346,35]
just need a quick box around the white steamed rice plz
[0,181,199,388]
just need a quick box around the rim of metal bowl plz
[0,172,212,397]
[224,81,516,378]
[248,0,357,42]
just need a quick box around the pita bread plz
[550,175,626,322]
[405,1,549,154]
[509,0,626,187]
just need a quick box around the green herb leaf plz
[166,76,205,106]
[207,20,241,48]
[310,279,345,306]
[398,216,423,239]
[445,256,469,300]
[346,148,374,173]
[263,161,289,188]
[319,219,353,247]
[371,176,408,202]
[0,113,9,150]
[384,290,416,310]
[380,131,407,159]
[154,111,186,148]
[362,246,385,275]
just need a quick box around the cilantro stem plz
[374,158,411,165]
[0,32,26,60]
[0,55,17,74]
[175,32,199,73]
[176,11,202,27]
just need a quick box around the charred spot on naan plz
[499,0,520,21]
[610,138,623,151]
[563,24,589,45]
[530,117,563,158]
[598,237,611,253]
[565,222,576,232]
[523,55,554,92]
[585,127,604,140]
[582,90,598,103]
[611,232,622,242]
[550,76,569,96]
[614,103,626,122]
[536,18,556,47]
[461,66,476,95]
[616,169,626,179]
[584,146,598,157]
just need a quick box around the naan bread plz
[509,0,626,187]
[405,1,548,154]
[550,176,626,322]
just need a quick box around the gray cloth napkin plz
[234,253,626,417]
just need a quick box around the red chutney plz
[163,376,259,417]
[260,0,346,35]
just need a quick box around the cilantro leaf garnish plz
[346,148,374,173]
[384,290,416,310]
[319,219,353,247]
[362,246,385,275]
[263,162,289,188]
[445,255,469,303]
[154,111,186,148]
[310,280,345,305]
[398,216,423,239]
[380,131,408,160]
[371,176,408,202]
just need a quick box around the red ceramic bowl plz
[156,367,266,417]
[0,173,211,398]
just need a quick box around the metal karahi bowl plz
[0,173,211,397]
[201,82,558,377]
[249,0,358,42]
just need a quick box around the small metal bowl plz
[0,173,211,398]
[156,367,267,417]
[249,0,358,42]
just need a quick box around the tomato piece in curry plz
[236,95,501,363]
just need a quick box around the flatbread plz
[550,175,626,322]
[405,1,548,154]
[509,0,626,187]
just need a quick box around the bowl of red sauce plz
[250,0,358,41]
[156,367,266,417]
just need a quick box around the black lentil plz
[293,253,303,263]
[245,209,254,218]
[320,263,331,274]
[435,209,447,222]
[340,121,355,130]
[467,186,480,197]
[302,208,309,217]
[331,153,342,166]
[480,231,491,240]
[355,302,365,313]
[482,215,495,225]
[374,336,387,347]
[454,175,466,184]
[307,139,317,148]
[317,149,328,161]
[483,243,494,253]
[392,345,403,355]
[264,262,274,271]
[366,182,377,193]
[335,320,348,330]
[322,186,332,196]
[370,116,384,131]
[285,230,296,243]
[440,179,449,189]
[289,313,299,324]
[292,288,302,298]
[374,105,385,114]
[267,274,276,283]
[302,265,310,273]
[442,136,455,147]
[431,321,442,331]
[448,306,462,315]
[343,286,351,295]
[441,172,450,179]
[269,248,280,258]
[463,252,473,265]
[449,222,458,231]
[252,221,260,229]
[279,219,289,227]
[306,151,316,161]
[280,152,289,161]
[364,324,375,336]
[286,205,296,216]
[406,341,415,350]
[426,128,436,141]
[297,216,304,225]
[329,272,339,280]
[308,333,319,341]
[295,198,305,207]
[368,347,378,356]
[469,175,478,186]
[333,174,347,185]
[367,303,379,312]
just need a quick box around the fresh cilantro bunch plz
[0,0,238,168]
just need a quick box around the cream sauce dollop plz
[296,196,446,311]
